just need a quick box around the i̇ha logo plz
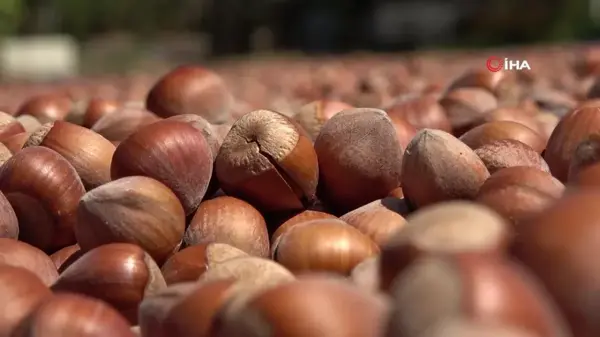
[486,56,531,72]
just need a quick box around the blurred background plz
[0,0,596,79]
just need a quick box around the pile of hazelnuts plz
[2,45,600,337]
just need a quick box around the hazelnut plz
[0,238,58,286]
[0,189,18,239]
[82,97,119,128]
[165,114,222,159]
[401,129,489,208]
[24,121,116,190]
[384,94,452,132]
[12,293,134,337]
[49,243,81,272]
[340,198,407,246]
[293,100,354,140]
[76,176,185,265]
[0,111,25,141]
[350,256,381,293]
[111,120,213,215]
[271,210,338,249]
[568,133,600,179]
[439,88,498,136]
[544,106,600,181]
[146,65,233,124]
[91,105,161,142]
[388,114,417,150]
[314,108,403,214]
[184,196,269,258]
[1,132,29,154]
[52,243,166,324]
[478,107,542,134]
[459,121,546,153]
[215,109,318,213]
[15,93,73,123]
[274,219,379,275]
[478,166,564,199]
[15,115,42,134]
[474,139,549,174]
[386,254,569,337]
[161,243,248,285]
[379,201,509,291]
[0,146,85,252]
[198,256,294,286]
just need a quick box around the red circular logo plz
[486,56,503,72]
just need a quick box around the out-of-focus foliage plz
[0,0,22,34]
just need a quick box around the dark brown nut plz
[111,120,213,215]
[385,254,569,337]
[215,109,318,213]
[340,198,407,247]
[198,256,294,286]
[215,275,390,337]
[350,256,381,293]
[544,106,600,181]
[0,111,25,141]
[76,176,186,265]
[15,115,42,133]
[51,243,167,324]
[1,132,29,154]
[474,139,549,174]
[512,189,600,337]
[439,88,498,136]
[15,93,74,123]
[0,265,52,337]
[479,166,564,199]
[24,121,116,190]
[91,105,161,142]
[274,219,379,275]
[146,65,233,124]
[293,100,354,140]
[139,280,236,337]
[0,238,58,286]
[0,146,85,252]
[384,94,452,132]
[49,243,81,272]
[82,97,119,128]
[11,293,135,337]
[568,133,600,180]
[184,196,269,258]
[459,121,546,153]
[401,129,489,208]
[418,320,540,337]
[160,243,247,285]
[166,114,222,159]
[314,108,403,214]
[379,201,509,291]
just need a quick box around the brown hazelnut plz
[568,133,600,179]
[384,94,452,132]
[51,243,167,324]
[184,196,269,258]
[146,65,233,124]
[12,293,134,337]
[401,129,489,208]
[544,106,600,181]
[15,93,73,123]
[474,139,549,174]
[82,97,119,128]
[350,256,381,293]
[24,121,116,190]
[91,105,161,142]
[0,238,58,286]
[479,166,564,199]
[161,243,248,285]
[271,210,338,249]
[385,254,569,337]
[274,219,379,275]
[0,189,17,239]
[292,100,354,140]
[340,198,407,246]
[15,115,42,134]
[49,243,81,272]
[165,114,222,159]
[111,120,213,215]
[379,201,509,291]
[512,189,600,337]
[388,114,417,150]
[1,132,29,153]
[314,108,403,214]
[478,107,542,135]
[215,109,318,213]
[0,111,25,141]
[447,69,519,102]
[0,265,52,337]
[418,320,539,337]
[439,88,498,136]
[0,146,85,252]
[76,176,185,265]
[198,256,294,285]
[215,275,390,337]
[459,121,546,153]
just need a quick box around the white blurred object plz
[0,35,79,81]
